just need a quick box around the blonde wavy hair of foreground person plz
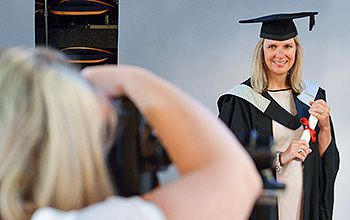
[0,48,115,220]
[250,37,305,93]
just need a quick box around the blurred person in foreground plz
[0,47,262,220]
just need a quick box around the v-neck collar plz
[219,78,321,131]
[241,79,320,130]
[262,91,302,130]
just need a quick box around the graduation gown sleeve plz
[315,88,340,220]
[217,83,274,147]
[218,94,253,145]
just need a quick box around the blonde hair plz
[0,48,115,220]
[250,37,305,93]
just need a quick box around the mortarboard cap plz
[239,12,319,41]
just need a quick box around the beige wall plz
[0,1,34,47]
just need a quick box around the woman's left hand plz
[309,99,331,130]
[309,99,332,156]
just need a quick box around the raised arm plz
[82,65,262,220]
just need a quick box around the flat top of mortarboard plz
[239,12,318,24]
[238,12,319,41]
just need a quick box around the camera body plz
[107,98,284,219]
[243,130,285,220]
[107,98,171,196]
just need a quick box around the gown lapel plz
[220,79,320,131]
[261,91,302,130]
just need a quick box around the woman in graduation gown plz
[217,12,339,220]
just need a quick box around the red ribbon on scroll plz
[300,117,317,143]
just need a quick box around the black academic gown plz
[217,79,339,220]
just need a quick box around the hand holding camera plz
[82,64,263,220]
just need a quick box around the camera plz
[107,98,284,219]
[242,130,285,220]
[106,98,171,196]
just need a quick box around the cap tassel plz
[309,15,315,31]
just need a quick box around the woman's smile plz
[263,38,296,76]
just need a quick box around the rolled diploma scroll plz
[300,115,318,142]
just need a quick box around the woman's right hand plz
[280,140,312,165]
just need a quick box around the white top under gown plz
[269,90,304,220]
